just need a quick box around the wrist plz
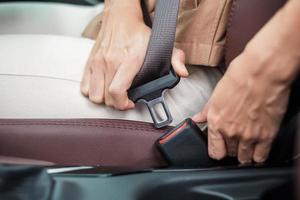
[103,1,144,23]
[105,0,140,7]
[241,43,299,87]
[104,0,142,14]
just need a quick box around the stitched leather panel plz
[0,119,170,168]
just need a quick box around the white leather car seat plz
[0,2,222,125]
[0,2,104,36]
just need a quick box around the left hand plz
[193,49,293,164]
[192,0,300,164]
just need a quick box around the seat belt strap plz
[128,0,180,128]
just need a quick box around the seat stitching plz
[0,73,80,83]
[0,122,168,133]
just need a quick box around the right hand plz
[81,2,188,110]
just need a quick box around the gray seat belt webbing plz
[132,0,180,87]
[129,0,180,128]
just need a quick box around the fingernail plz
[240,159,252,164]
[181,64,189,76]
[209,151,224,161]
[254,156,266,163]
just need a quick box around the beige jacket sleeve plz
[82,0,232,67]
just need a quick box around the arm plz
[245,0,300,83]
[193,0,300,163]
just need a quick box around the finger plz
[208,128,227,160]
[80,64,92,96]
[238,140,255,164]
[253,140,272,163]
[89,63,105,104]
[104,69,116,108]
[108,58,141,110]
[171,48,189,77]
[192,103,209,123]
[81,38,102,96]
[225,138,238,157]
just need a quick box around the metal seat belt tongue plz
[128,69,180,128]
[128,0,181,129]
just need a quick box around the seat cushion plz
[0,2,103,36]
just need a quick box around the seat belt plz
[128,0,180,128]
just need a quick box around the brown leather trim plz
[0,119,170,168]
[0,119,168,132]
[225,0,287,67]
[0,156,54,166]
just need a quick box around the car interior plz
[0,0,299,200]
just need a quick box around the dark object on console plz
[157,118,237,167]
[157,119,214,167]
[0,165,53,200]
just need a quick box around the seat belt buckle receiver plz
[156,118,215,167]
[128,69,180,128]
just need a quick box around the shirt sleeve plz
[175,0,232,66]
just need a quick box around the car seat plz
[0,0,298,169]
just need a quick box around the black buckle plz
[128,69,180,128]
[157,118,238,167]
[156,118,215,167]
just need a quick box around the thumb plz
[192,103,209,123]
[172,48,189,77]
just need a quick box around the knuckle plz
[260,135,274,144]
[108,85,122,97]
[89,95,103,104]
[209,131,223,140]
[92,55,103,65]
[259,130,276,143]
[239,143,250,152]
[223,125,238,139]
[240,133,256,143]
[91,59,104,72]
[127,53,138,61]
[104,53,117,64]
[227,124,240,135]
[207,113,219,129]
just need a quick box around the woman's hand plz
[81,2,188,110]
[193,51,292,164]
[193,0,300,164]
